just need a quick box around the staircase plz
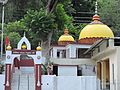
[11,67,35,90]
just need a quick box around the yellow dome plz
[58,35,74,42]
[36,46,42,51]
[79,15,114,39]
[58,29,74,42]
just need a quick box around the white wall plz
[0,75,97,90]
[57,76,97,90]
[42,75,56,90]
[81,65,96,76]
[41,75,97,90]
[58,66,77,76]
[0,75,5,90]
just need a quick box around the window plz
[57,51,60,58]
[77,48,91,58]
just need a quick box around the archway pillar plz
[35,64,42,90]
[4,64,12,90]
[5,50,12,90]
[35,50,42,90]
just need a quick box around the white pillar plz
[116,48,120,90]
[53,48,57,58]
[109,39,114,47]
[60,51,62,58]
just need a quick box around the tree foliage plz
[98,0,120,36]
[23,9,56,40]
[0,21,28,49]
[0,0,87,57]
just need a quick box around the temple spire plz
[95,1,98,15]
[38,42,41,46]
[24,32,26,37]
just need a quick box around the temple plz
[2,2,120,90]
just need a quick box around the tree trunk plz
[46,0,52,13]
[41,31,53,63]
[50,0,58,13]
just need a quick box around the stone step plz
[11,68,35,90]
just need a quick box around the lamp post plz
[0,0,8,59]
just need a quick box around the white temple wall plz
[81,65,96,76]
[58,66,77,76]
[116,47,120,90]
[41,75,97,90]
[0,75,5,90]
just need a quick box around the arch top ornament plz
[17,33,31,50]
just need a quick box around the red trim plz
[20,59,34,66]
[58,41,74,45]
[14,58,20,69]
[78,38,103,44]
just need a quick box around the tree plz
[7,32,21,48]
[0,0,85,61]
[98,0,120,36]
[21,0,76,60]
[22,9,56,51]
[0,21,28,50]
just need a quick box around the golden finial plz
[36,42,42,51]
[6,42,12,50]
[64,28,69,35]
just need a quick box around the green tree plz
[21,0,77,60]
[22,9,56,50]
[0,0,85,61]
[0,21,28,50]
[98,0,120,36]
[7,32,21,48]
[4,21,28,36]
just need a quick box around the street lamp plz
[0,0,8,59]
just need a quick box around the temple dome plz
[78,14,114,44]
[58,29,74,42]
[58,28,74,45]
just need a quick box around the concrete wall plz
[81,65,96,76]
[57,76,97,90]
[42,75,56,90]
[41,75,97,90]
[50,58,95,65]
[58,66,77,76]
[0,75,5,90]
